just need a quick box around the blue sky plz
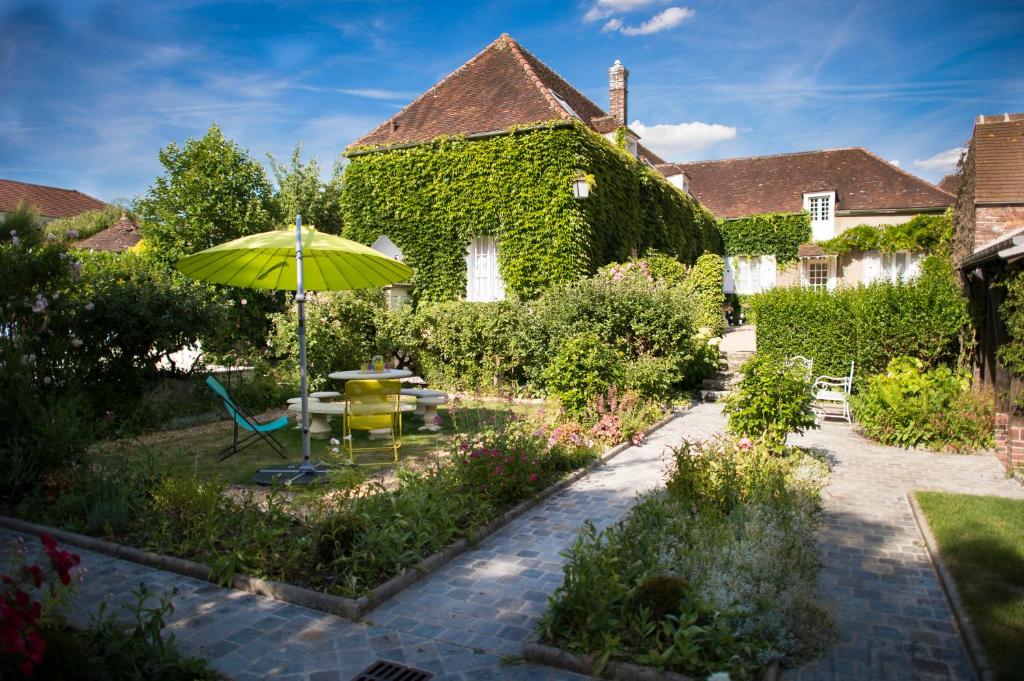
[2,0,1022,203]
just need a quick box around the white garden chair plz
[785,355,814,382]
[812,361,855,423]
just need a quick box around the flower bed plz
[537,438,831,679]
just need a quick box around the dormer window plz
[549,89,580,120]
[666,173,689,194]
[803,191,836,241]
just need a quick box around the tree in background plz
[269,144,344,234]
[135,124,281,264]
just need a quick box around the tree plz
[269,144,344,234]
[135,124,281,264]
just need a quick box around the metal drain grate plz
[350,660,434,681]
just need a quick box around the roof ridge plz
[854,146,956,198]
[0,177,100,198]
[502,36,571,121]
[347,34,522,148]
[676,147,866,165]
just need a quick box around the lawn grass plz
[90,400,528,485]
[915,491,1024,681]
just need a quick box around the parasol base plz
[252,462,332,486]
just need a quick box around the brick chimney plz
[608,59,628,125]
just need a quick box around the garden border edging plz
[907,492,993,681]
[0,408,682,622]
[521,643,780,681]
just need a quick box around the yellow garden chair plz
[342,379,403,463]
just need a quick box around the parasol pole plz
[294,214,313,471]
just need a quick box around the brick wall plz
[975,205,1024,247]
[993,412,1024,471]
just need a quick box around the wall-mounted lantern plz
[572,175,590,199]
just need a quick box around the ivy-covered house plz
[340,34,720,302]
[656,149,954,294]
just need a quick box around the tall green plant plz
[724,354,818,448]
[269,143,344,234]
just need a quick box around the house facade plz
[952,112,1024,472]
[340,34,719,302]
[657,149,954,294]
[0,178,107,223]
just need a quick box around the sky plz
[2,0,1022,204]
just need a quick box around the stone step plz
[700,389,732,402]
[702,377,739,391]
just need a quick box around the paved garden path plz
[784,421,1024,681]
[0,405,723,681]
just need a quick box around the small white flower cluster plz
[31,294,48,314]
[9,229,20,246]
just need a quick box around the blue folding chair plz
[206,376,289,462]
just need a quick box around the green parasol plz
[177,216,413,483]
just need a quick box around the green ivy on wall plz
[341,121,721,301]
[817,212,952,256]
[719,212,811,265]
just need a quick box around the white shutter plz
[827,257,838,291]
[759,255,777,291]
[862,251,881,284]
[465,237,505,302]
[906,252,923,280]
[465,242,476,300]
[723,257,736,293]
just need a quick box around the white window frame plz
[803,191,836,242]
[465,236,505,302]
[861,250,925,284]
[800,256,836,291]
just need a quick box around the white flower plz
[707,673,731,681]
[331,447,340,454]
[70,337,83,348]
[67,229,78,239]
[43,376,52,385]
[11,235,20,247]
[330,437,340,445]
[240,298,247,306]
[84,302,94,311]
[51,291,60,300]
[47,232,57,241]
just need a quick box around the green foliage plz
[267,290,386,391]
[720,212,811,264]
[543,332,623,415]
[269,143,344,234]
[683,252,726,334]
[45,204,134,241]
[751,255,969,377]
[817,212,952,255]
[342,122,720,300]
[851,356,993,452]
[391,271,714,400]
[540,438,830,677]
[724,354,818,448]
[997,268,1024,406]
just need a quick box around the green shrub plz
[543,332,623,415]
[724,354,818,448]
[540,438,830,677]
[997,268,1024,410]
[45,204,134,241]
[683,252,726,335]
[751,255,969,377]
[817,212,952,255]
[851,356,993,452]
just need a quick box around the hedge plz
[720,212,811,265]
[751,255,969,378]
[342,121,721,300]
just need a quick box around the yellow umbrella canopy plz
[175,226,412,291]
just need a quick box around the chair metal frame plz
[811,361,855,423]
[342,379,403,464]
[785,355,815,382]
[206,376,289,462]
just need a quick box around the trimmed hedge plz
[720,212,811,265]
[751,255,969,378]
[342,121,721,300]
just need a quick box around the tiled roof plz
[74,215,141,252]
[938,173,962,196]
[972,113,1024,203]
[0,178,107,219]
[656,148,954,219]
[348,34,666,164]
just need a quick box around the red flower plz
[25,565,42,589]
[39,534,56,551]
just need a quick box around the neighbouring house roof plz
[938,173,962,196]
[972,113,1024,204]
[0,178,107,219]
[348,33,665,165]
[75,215,141,252]
[656,148,954,219]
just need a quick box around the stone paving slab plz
[783,421,1024,681]
[0,406,722,680]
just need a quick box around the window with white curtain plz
[732,255,777,294]
[465,236,505,301]
[861,251,925,284]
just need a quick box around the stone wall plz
[993,412,1024,472]
[975,205,1024,248]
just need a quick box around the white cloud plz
[913,147,966,172]
[890,159,900,167]
[620,7,695,35]
[339,88,415,100]
[630,120,737,157]
[584,0,659,22]
[602,18,624,32]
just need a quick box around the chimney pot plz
[608,60,629,126]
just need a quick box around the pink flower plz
[529,474,538,482]
[738,437,753,450]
